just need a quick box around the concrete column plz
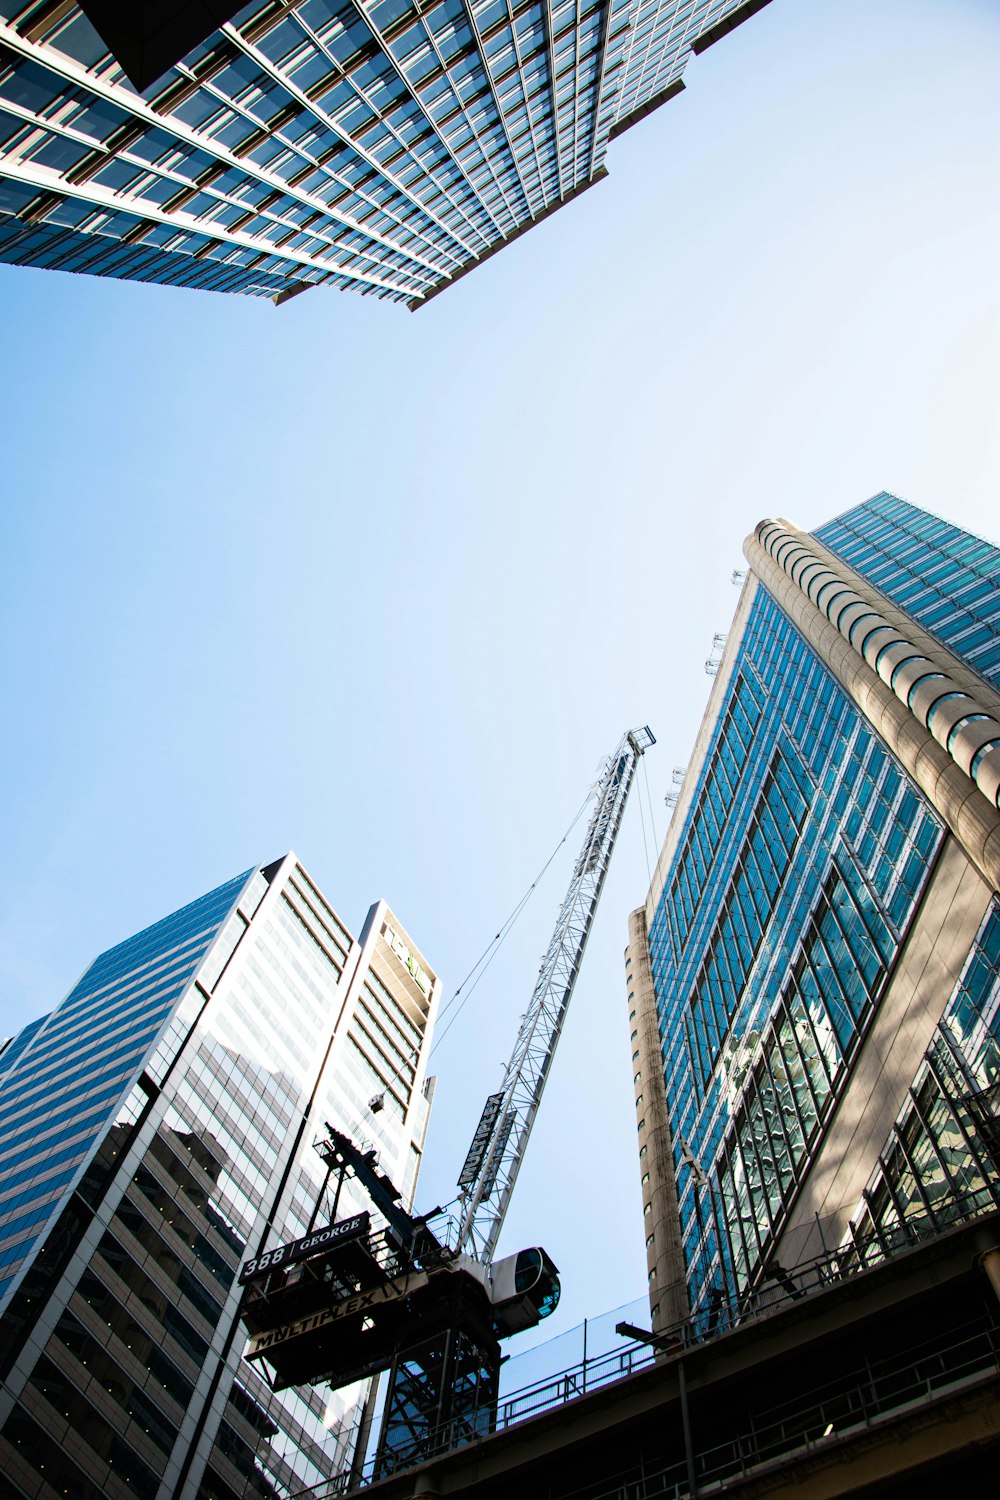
[744,522,1000,893]
[973,1225,1000,1305]
[626,907,688,1333]
[979,1247,1000,1304]
[410,1476,441,1497]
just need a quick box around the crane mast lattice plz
[456,725,655,1262]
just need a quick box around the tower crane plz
[238,727,655,1480]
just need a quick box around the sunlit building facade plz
[0,854,438,1499]
[627,493,1000,1331]
[0,0,771,304]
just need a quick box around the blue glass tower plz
[628,493,1000,1331]
[0,0,772,304]
[0,870,252,1309]
[0,855,439,1499]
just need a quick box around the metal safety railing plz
[294,1183,1000,1498]
[668,1181,1000,1348]
[555,1315,1000,1500]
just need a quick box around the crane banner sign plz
[246,1270,431,1358]
[458,1090,505,1188]
[239,1211,371,1285]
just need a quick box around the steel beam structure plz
[457,726,655,1262]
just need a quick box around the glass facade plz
[0,0,762,303]
[816,491,1000,691]
[642,494,1000,1319]
[0,856,438,1500]
[0,868,252,1308]
[847,887,1000,1250]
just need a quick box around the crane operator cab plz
[489,1246,560,1336]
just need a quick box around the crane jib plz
[478,1110,516,1200]
[574,754,632,876]
[457,726,655,1261]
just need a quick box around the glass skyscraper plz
[0,853,439,1500]
[627,493,1000,1332]
[0,0,770,304]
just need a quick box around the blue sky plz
[2,0,1000,1345]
